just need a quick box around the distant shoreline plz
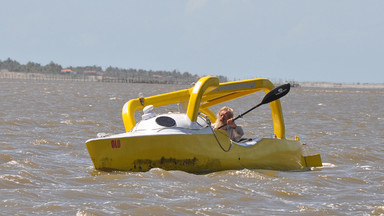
[298,82,384,89]
[0,71,193,85]
[1,71,383,89]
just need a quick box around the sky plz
[1,0,383,83]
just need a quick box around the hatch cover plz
[155,116,176,127]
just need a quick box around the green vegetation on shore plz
[0,58,228,84]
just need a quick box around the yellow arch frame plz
[122,76,286,138]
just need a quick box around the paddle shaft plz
[218,83,291,129]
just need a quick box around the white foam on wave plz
[358,165,373,170]
[320,163,336,168]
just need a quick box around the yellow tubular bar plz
[268,95,285,139]
[122,89,190,132]
[199,107,216,122]
[186,77,219,122]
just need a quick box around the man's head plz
[217,106,234,123]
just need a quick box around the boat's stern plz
[295,136,323,169]
[302,154,322,168]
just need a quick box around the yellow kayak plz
[86,76,321,173]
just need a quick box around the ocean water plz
[0,79,383,215]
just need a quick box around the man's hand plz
[227,118,237,129]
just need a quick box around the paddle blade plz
[261,83,291,105]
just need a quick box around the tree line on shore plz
[0,58,228,84]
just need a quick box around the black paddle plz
[218,83,291,129]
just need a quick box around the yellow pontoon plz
[86,76,322,173]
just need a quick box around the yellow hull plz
[86,131,313,173]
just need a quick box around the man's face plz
[219,110,231,122]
